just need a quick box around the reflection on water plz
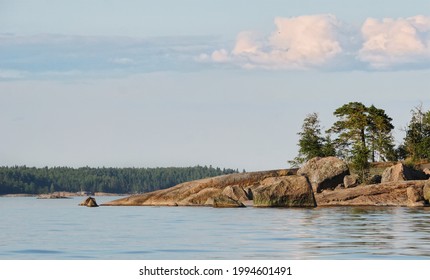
[1,197,430,259]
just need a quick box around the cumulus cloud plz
[205,14,353,70]
[202,14,430,71]
[358,15,430,69]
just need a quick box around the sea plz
[1,196,430,260]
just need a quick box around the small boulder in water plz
[79,197,99,207]
[213,195,245,208]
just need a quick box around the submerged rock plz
[253,175,316,207]
[79,197,99,207]
[297,157,349,193]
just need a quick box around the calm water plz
[1,196,430,259]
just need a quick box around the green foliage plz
[328,102,395,180]
[290,102,396,179]
[0,166,237,195]
[402,104,430,162]
[329,102,368,159]
[328,102,395,162]
[350,144,370,183]
[366,105,396,162]
[289,113,335,167]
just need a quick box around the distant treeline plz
[0,166,238,195]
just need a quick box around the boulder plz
[297,157,349,193]
[79,197,99,207]
[212,195,245,208]
[424,181,430,202]
[407,186,425,207]
[423,168,430,176]
[221,185,250,202]
[381,163,428,183]
[344,174,359,188]
[315,180,427,207]
[253,175,316,207]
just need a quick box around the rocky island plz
[102,157,430,208]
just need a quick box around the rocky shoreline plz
[102,157,430,208]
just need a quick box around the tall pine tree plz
[289,113,335,167]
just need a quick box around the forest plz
[0,165,238,195]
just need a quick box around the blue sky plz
[1,0,430,171]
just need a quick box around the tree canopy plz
[400,104,430,161]
[0,166,238,195]
[289,113,335,167]
[291,102,430,180]
[292,102,397,181]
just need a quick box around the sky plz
[1,0,430,171]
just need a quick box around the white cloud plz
[211,49,230,62]
[206,14,351,70]
[202,14,430,71]
[359,15,430,69]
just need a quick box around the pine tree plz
[366,105,396,162]
[402,104,430,162]
[329,102,368,160]
[289,113,335,167]
[328,102,395,182]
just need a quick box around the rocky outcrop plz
[102,158,430,208]
[102,169,296,207]
[315,180,428,207]
[297,157,349,193]
[79,197,99,207]
[253,175,316,207]
[381,163,428,183]
[344,174,359,188]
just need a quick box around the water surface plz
[1,197,430,259]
